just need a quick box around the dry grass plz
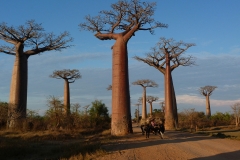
[194,125,240,140]
[0,129,113,160]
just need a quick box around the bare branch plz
[79,0,167,41]
[25,31,73,56]
[0,45,15,55]
[0,20,73,56]
[134,37,196,72]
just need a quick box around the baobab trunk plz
[8,43,28,129]
[171,77,178,128]
[64,80,70,115]
[142,87,147,119]
[206,96,211,118]
[111,37,131,135]
[164,54,175,130]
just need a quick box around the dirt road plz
[97,125,240,160]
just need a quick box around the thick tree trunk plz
[171,76,178,128]
[164,54,175,130]
[141,87,147,119]
[7,43,28,129]
[64,80,70,115]
[206,96,211,118]
[111,37,131,136]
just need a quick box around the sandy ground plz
[96,124,240,160]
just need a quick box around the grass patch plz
[0,129,109,160]
[211,131,240,140]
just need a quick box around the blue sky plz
[0,0,240,116]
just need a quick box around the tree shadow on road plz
[191,150,240,160]
[102,130,228,152]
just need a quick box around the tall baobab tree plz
[134,38,195,130]
[50,69,81,115]
[79,0,167,136]
[132,79,158,120]
[146,96,158,116]
[199,85,217,118]
[0,20,72,129]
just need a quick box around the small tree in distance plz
[199,85,217,118]
[132,79,158,120]
[89,100,110,128]
[146,95,159,116]
[79,0,167,136]
[50,69,81,115]
[231,102,240,126]
[45,96,64,129]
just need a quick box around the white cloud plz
[176,94,240,107]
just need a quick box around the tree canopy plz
[50,69,81,83]
[132,79,158,88]
[134,37,196,73]
[199,86,217,97]
[79,0,167,40]
[0,20,72,57]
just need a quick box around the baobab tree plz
[159,101,165,115]
[83,105,90,115]
[134,38,195,130]
[146,95,158,116]
[231,102,240,126]
[199,85,217,118]
[79,0,167,136]
[0,20,72,129]
[71,103,81,114]
[132,79,158,120]
[134,102,141,124]
[50,69,81,115]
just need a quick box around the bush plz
[0,101,8,129]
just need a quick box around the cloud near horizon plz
[176,94,240,107]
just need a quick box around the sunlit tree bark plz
[50,69,81,115]
[0,20,72,129]
[79,0,167,135]
[134,38,195,129]
[132,79,158,119]
[199,85,217,118]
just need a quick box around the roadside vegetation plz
[0,100,240,159]
[0,99,113,160]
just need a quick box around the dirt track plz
[97,125,240,160]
